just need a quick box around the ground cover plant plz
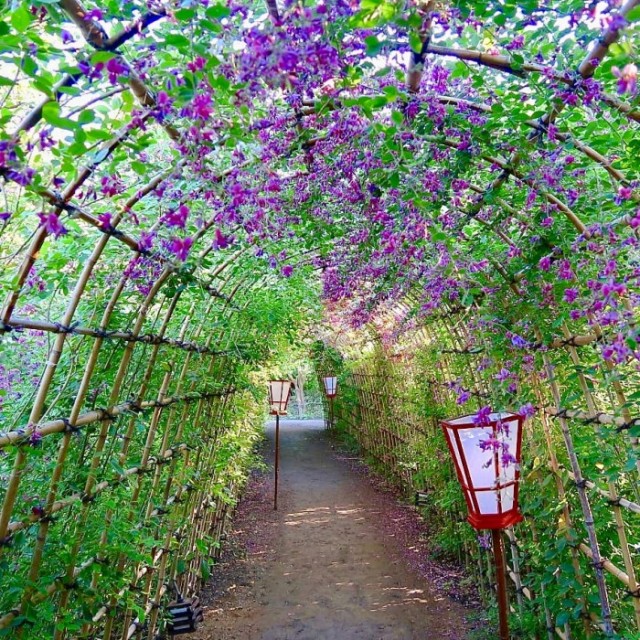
[0,0,639,637]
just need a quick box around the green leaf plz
[627,5,640,21]
[21,55,38,77]
[200,559,211,581]
[450,61,470,79]
[11,6,32,33]
[77,109,95,125]
[164,33,191,48]
[206,4,231,19]
[42,102,78,131]
[200,19,223,33]
[382,85,399,101]
[364,35,384,56]
[174,8,196,21]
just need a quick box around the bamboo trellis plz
[2,0,640,637]
[0,248,260,638]
[324,307,640,638]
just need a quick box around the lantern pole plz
[491,529,510,640]
[274,412,280,511]
[441,411,524,640]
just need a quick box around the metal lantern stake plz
[322,375,337,429]
[268,380,293,511]
[441,411,524,640]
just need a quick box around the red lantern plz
[268,380,293,416]
[441,411,524,530]
[322,376,337,398]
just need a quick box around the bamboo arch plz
[1,0,639,638]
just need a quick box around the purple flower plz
[186,57,207,73]
[101,175,124,197]
[540,217,554,228]
[169,236,193,261]
[98,212,113,229]
[5,167,35,186]
[612,64,637,95]
[474,405,492,426]
[478,434,500,451]
[137,231,155,253]
[38,212,67,238]
[510,334,529,349]
[563,287,579,303]
[164,204,189,229]
[501,448,517,468]
[154,91,173,121]
[212,229,233,250]
[78,60,104,80]
[456,390,471,405]
[281,265,294,277]
[477,533,491,550]
[61,29,75,44]
[84,8,104,21]
[0,211,10,223]
[505,35,524,50]
[615,185,634,203]
[189,92,214,120]
[607,13,628,32]
[106,57,129,84]
[557,259,574,281]
[538,255,552,271]
[518,403,536,418]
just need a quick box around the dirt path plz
[192,420,474,640]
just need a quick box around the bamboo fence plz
[326,311,640,637]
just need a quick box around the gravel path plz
[192,420,474,640]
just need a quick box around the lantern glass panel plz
[268,380,292,415]
[500,485,514,512]
[441,411,523,530]
[323,376,337,397]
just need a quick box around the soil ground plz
[192,420,477,640]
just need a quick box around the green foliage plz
[313,340,640,639]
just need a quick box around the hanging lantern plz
[268,380,293,416]
[322,375,337,398]
[441,411,524,530]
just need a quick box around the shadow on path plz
[192,420,472,640]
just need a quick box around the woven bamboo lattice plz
[1,0,640,638]
[320,312,640,637]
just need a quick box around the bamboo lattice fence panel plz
[326,330,640,639]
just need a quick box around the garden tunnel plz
[0,0,639,637]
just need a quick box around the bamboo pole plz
[537,332,614,636]
[560,322,640,629]
[98,276,244,638]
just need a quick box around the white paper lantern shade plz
[268,380,293,416]
[441,412,523,530]
[322,376,337,398]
